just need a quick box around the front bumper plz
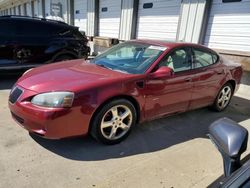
[8,86,90,139]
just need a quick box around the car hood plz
[17,59,136,93]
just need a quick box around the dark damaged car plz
[0,15,90,72]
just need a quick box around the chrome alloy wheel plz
[217,86,232,109]
[100,105,133,140]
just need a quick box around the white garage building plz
[205,0,250,52]
[98,0,122,38]
[0,0,250,59]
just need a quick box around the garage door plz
[21,4,25,15]
[45,0,50,17]
[33,0,43,17]
[204,0,250,52]
[33,1,38,17]
[12,7,15,15]
[15,6,19,15]
[26,2,33,16]
[74,0,87,32]
[99,0,122,38]
[136,0,181,40]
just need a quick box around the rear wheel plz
[211,83,233,112]
[90,99,136,145]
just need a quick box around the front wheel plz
[90,99,137,145]
[211,83,233,112]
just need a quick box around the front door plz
[145,47,194,119]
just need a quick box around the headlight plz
[31,92,74,108]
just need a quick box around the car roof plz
[130,39,217,53]
[0,15,72,27]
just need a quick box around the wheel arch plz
[226,79,236,93]
[88,95,141,134]
[211,79,236,112]
[52,50,78,62]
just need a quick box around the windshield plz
[91,42,166,74]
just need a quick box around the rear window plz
[193,48,218,69]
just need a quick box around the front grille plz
[11,112,24,124]
[9,87,23,104]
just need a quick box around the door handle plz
[185,77,192,82]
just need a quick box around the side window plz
[193,48,215,68]
[158,48,191,73]
[15,21,55,37]
[0,21,14,36]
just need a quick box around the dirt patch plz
[241,58,250,72]
[220,54,250,72]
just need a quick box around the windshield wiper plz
[96,64,113,70]
[112,69,129,74]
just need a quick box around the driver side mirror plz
[149,66,174,79]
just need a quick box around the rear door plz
[188,47,225,110]
[0,20,18,67]
[13,20,54,65]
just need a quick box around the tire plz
[90,99,137,145]
[211,83,233,112]
[54,55,74,62]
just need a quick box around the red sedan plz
[8,40,243,144]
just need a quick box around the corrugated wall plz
[119,0,135,40]
[86,0,96,36]
[15,6,18,15]
[98,0,122,38]
[26,1,33,16]
[74,0,87,32]
[204,0,250,52]
[44,0,50,16]
[21,4,25,15]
